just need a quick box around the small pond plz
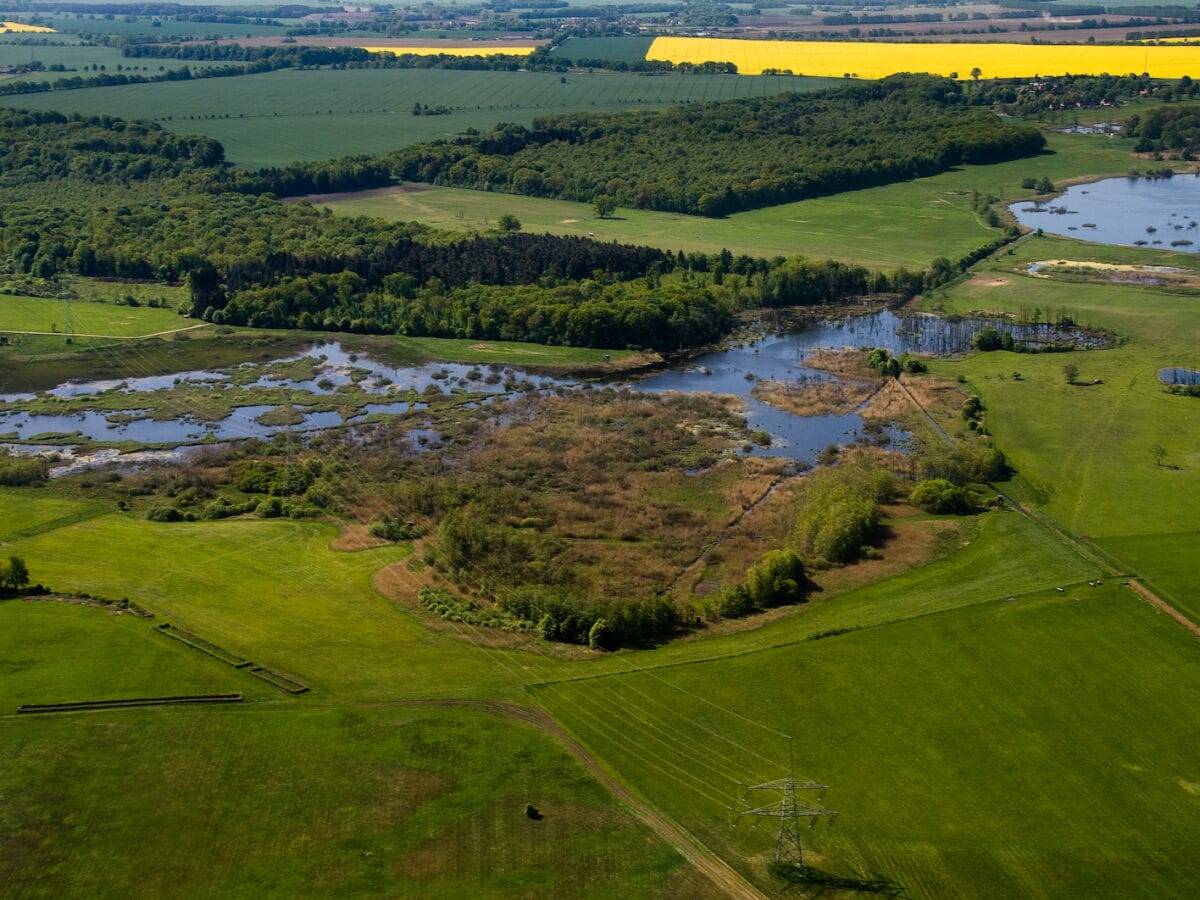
[1012,173,1200,249]
[0,309,1101,468]
[1159,367,1200,386]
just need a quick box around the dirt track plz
[1127,580,1200,639]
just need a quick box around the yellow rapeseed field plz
[360,45,537,57]
[0,21,56,33]
[648,36,1200,79]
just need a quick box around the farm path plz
[1127,579,1200,639]
[893,375,953,445]
[1067,369,1137,534]
[670,473,788,601]
[995,493,1200,636]
[0,323,209,339]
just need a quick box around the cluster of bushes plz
[702,549,807,620]
[368,515,423,542]
[909,478,978,514]
[418,585,529,632]
[146,496,318,522]
[918,444,1009,485]
[865,347,928,377]
[793,463,894,567]
[497,586,681,649]
[228,458,320,497]
[0,452,48,486]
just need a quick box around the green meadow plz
[534,583,1200,897]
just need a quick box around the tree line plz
[389,75,1045,217]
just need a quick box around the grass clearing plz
[0,599,261,709]
[926,233,1200,580]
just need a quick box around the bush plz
[0,453,49,486]
[146,505,184,522]
[256,497,283,518]
[909,478,976,514]
[792,463,891,566]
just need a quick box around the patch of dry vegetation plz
[751,376,878,417]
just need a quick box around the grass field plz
[0,700,692,897]
[0,67,841,168]
[0,294,187,337]
[551,35,657,63]
[534,583,1200,896]
[322,179,998,268]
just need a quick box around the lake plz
[1012,172,1200,249]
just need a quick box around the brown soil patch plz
[968,275,1011,287]
[371,547,434,602]
[815,518,963,596]
[680,508,962,642]
[285,185,410,205]
[860,378,916,422]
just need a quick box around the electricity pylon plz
[738,775,837,865]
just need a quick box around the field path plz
[1127,579,1200,638]
[1,322,209,339]
[382,698,767,899]
[893,376,954,445]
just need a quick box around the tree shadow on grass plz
[770,862,905,896]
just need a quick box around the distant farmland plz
[0,68,840,168]
[648,37,1200,79]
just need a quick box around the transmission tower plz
[62,296,75,338]
[738,774,837,866]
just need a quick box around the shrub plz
[146,505,184,522]
[256,497,283,518]
[0,453,49,486]
[909,478,976,514]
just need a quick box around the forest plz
[390,75,1046,216]
[0,104,967,348]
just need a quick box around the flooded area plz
[1012,173,1200,248]
[0,309,1104,470]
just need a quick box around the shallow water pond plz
[1012,174,1200,249]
